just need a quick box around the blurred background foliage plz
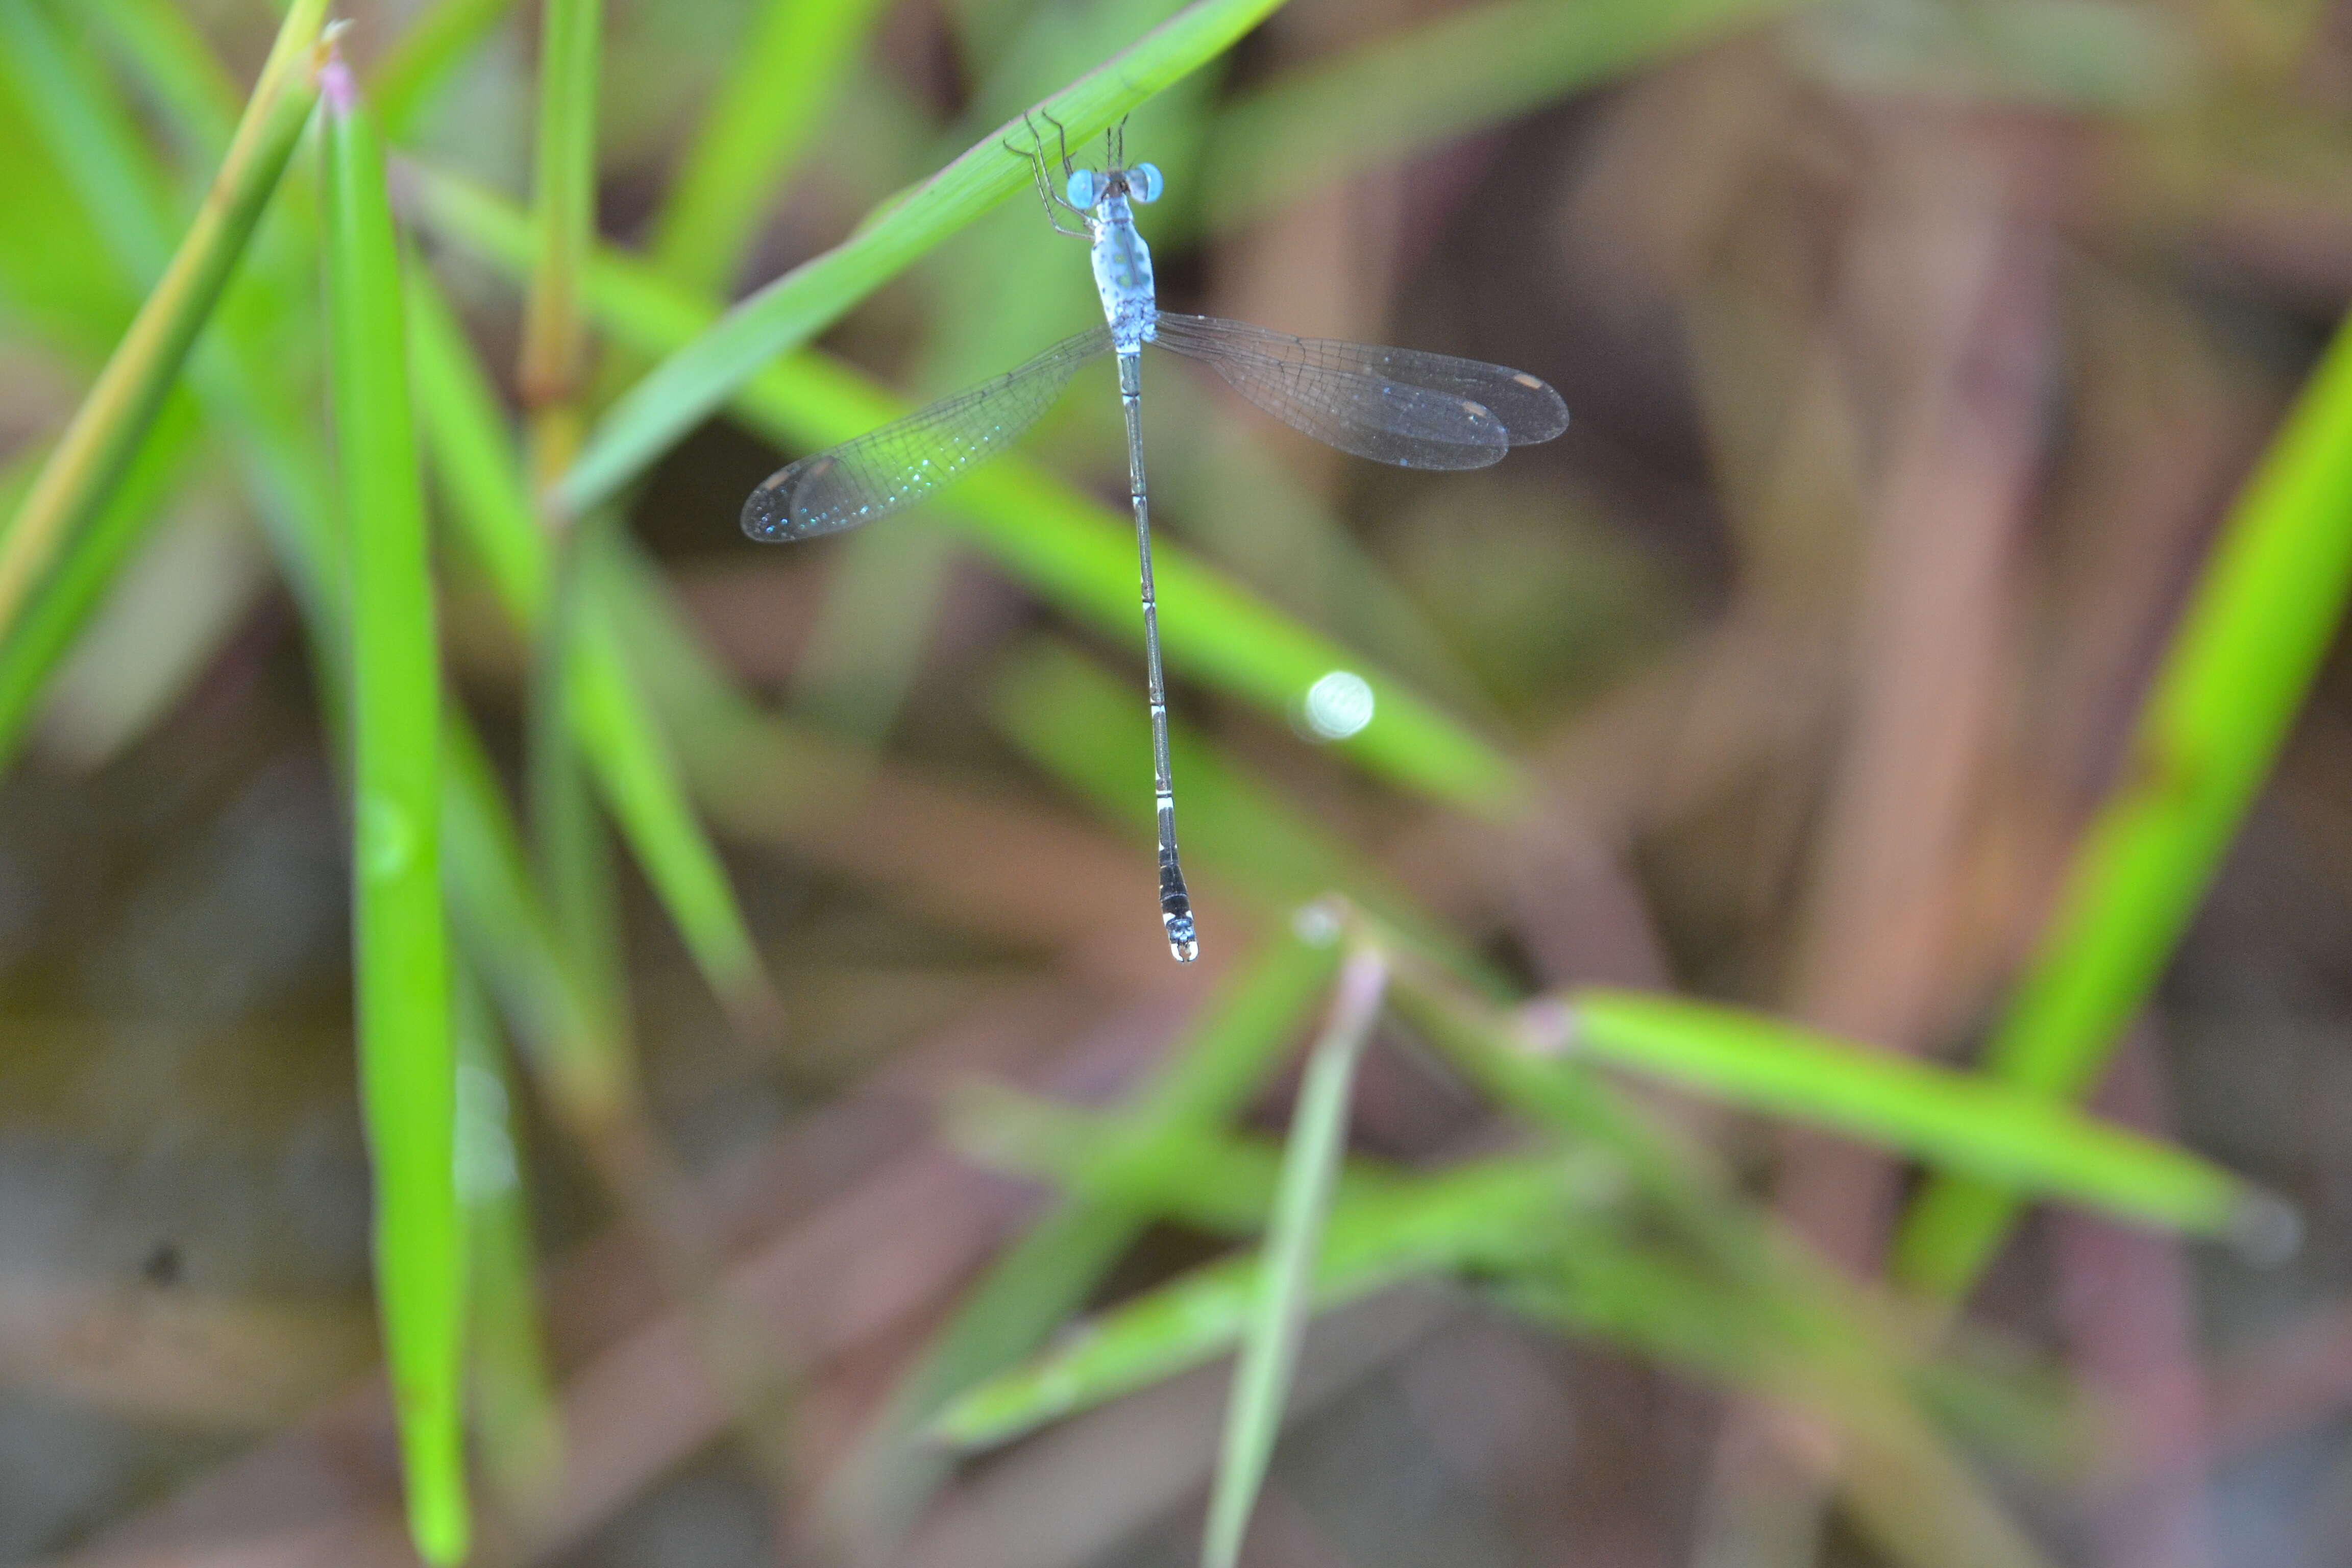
[4,0,2352,1565]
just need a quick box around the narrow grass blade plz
[1894,312,2352,1298]
[1564,988,2279,1240]
[323,62,468,1564]
[0,0,348,729]
[370,0,522,141]
[6,0,346,703]
[939,1069,2061,1568]
[405,168,1523,812]
[453,963,563,1513]
[944,1083,1386,1226]
[410,270,775,1025]
[526,581,625,1057]
[1197,0,1810,230]
[919,924,1345,1404]
[406,271,549,622]
[0,60,138,349]
[0,1,179,279]
[935,1154,1558,1449]
[0,391,203,770]
[1202,947,1387,1568]
[520,0,600,485]
[83,0,242,159]
[0,0,327,648]
[570,566,775,1025]
[814,925,1344,1557]
[442,710,628,1116]
[556,0,1290,513]
[649,0,895,294]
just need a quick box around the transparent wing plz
[1150,312,1567,471]
[742,326,1115,542]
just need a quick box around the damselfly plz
[743,120,1569,964]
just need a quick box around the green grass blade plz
[1567,988,2280,1241]
[1893,311,2352,1299]
[442,709,628,1114]
[520,0,600,482]
[1201,947,1387,1568]
[940,1083,2057,1568]
[0,0,326,647]
[570,562,776,1023]
[0,390,203,770]
[921,925,1345,1406]
[648,0,895,295]
[944,1083,1387,1231]
[406,270,550,622]
[0,0,345,754]
[406,167,1522,811]
[322,62,468,1564]
[410,268,774,1024]
[370,0,522,141]
[6,0,347,698]
[555,0,1292,514]
[82,0,242,160]
[453,962,564,1513]
[0,55,138,353]
[815,923,1343,1553]
[934,1157,1558,1450]
[0,0,179,278]
[1197,0,1809,230]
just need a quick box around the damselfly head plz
[1067,162,1164,209]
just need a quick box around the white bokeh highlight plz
[1301,671,1376,741]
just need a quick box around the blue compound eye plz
[1127,162,1164,204]
[1065,168,1098,209]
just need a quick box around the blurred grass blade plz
[410,270,774,1025]
[371,0,522,141]
[1894,311,2352,1300]
[0,0,326,648]
[0,392,202,770]
[935,1156,1559,1450]
[323,61,468,1564]
[570,566,776,1024]
[943,1036,2059,1568]
[407,272,549,621]
[1202,947,1387,1568]
[1565,988,2281,1240]
[442,710,627,1116]
[0,0,180,279]
[819,924,1343,1555]
[1198,0,1808,230]
[453,962,562,1513]
[556,0,1290,514]
[406,167,1522,811]
[520,0,600,485]
[649,0,895,295]
[83,0,241,158]
[6,0,348,692]
[929,922,1349,1406]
